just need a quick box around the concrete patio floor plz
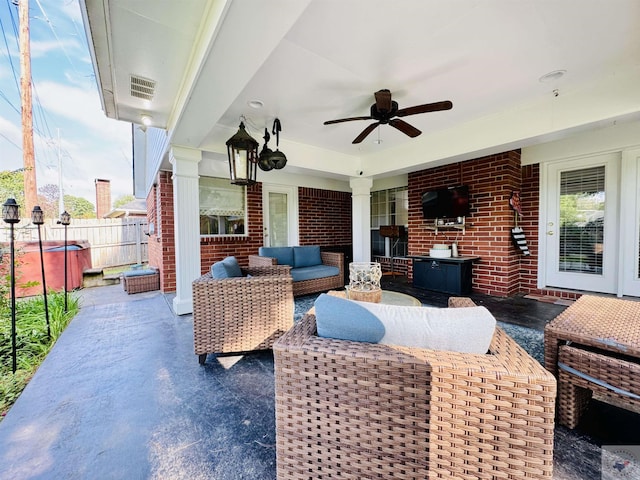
[0,281,638,479]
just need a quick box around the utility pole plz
[19,0,38,213]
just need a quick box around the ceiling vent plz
[130,75,156,101]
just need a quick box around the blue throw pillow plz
[293,246,322,268]
[211,256,243,279]
[314,294,385,343]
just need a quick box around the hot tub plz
[14,241,92,298]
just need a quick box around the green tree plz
[0,170,25,216]
[63,195,96,219]
[113,194,135,209]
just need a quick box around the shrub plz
[0,291,79,417]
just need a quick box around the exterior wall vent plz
[130,75,156,101]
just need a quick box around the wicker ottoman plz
[544,295,640,428]
[122,269,160,294]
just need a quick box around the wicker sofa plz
[192,265,293,364]
[248,246,343,296]
[273,297,557,479]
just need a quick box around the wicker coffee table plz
[544,295,640,428]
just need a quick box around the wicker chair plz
[273,297,557,479]
[192,265,294,364]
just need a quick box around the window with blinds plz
[558,166,605,274]
[199,177,247,236]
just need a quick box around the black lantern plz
[57,210,71,312]
[2,198,19,223]
[32,206,50,337]
[3,198,20,373]
[226,121,259,185]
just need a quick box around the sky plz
[0,0,133,208]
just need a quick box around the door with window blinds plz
[543,153,619,293]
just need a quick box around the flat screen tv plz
[421,185,470,219]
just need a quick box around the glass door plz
[543,153,619,293]
[262,184,298,247]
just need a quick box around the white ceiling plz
[81,0,640,180]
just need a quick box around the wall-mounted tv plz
[421,185,470,219]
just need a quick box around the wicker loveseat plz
[273,297,557,479]
[248,246,343,296]
[192,265,293,364]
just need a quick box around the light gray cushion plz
[293,246,322,268]
[314,293,496,354]
[123,268,157,278]
[259,246,294,266]
[315,294,385,343]
[211,256,243,279]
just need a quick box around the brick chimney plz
[95,179,111,218]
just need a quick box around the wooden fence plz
[2,217,149,269]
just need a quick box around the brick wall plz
[146,170,175,292]
[298,187,352,247]
[408,151,523,297]
[148,177,352,292]
[199,182,265,273]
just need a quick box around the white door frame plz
[620,148,640,296]
[539,152,620,294]
[262,183,299,247]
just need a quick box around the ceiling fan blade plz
[324,116,373,125]
[395,100,453,117]
[389,118,421,138]
[352,122,380,144]
[374,89,392,112]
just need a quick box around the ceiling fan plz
[323,89,452,144]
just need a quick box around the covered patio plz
[0,282,637,479]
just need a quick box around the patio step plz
[82,268,121,288]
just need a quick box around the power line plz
[0,14,20,93]
[32,0,79,74]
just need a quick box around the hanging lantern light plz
[226,120,259,185]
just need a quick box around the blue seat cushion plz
[290,265,339,282]
[293,246,322,268]
[211,256,243,279]
[123,268,157,277]
[259,246,294,266]
[315,294,385,343]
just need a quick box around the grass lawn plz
[0,291,79,419]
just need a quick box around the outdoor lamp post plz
[32,206,50,338]
[57,210,71,312]
[3,198,20,373]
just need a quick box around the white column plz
[170,146,202,315]
[350,176,373,262]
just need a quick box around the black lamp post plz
[32,206,50,338]
[3,198,20,373]
[57,210,71,312]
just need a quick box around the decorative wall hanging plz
[509,190,530,256]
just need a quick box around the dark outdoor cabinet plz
[412,256,477,295]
